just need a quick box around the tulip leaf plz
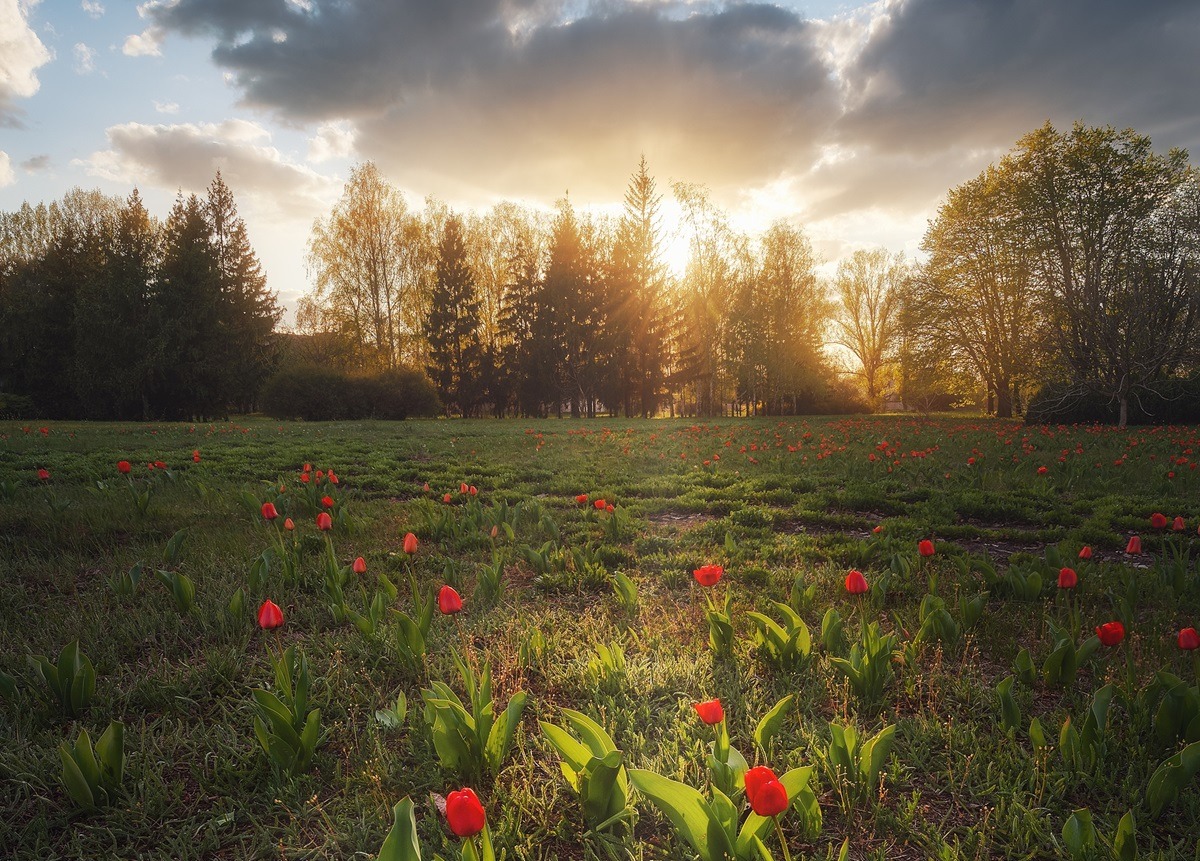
[629,768,734,861]
[754,695,794,755]
[377,797,423,861]
[59,745,96,810]
[1113,809,1136,861]
[1061,808,1095,858]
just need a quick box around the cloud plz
[136,0,1200,237]
[307,121,354,163]
[140,1,841,201]
[0,0,54,126]
[0,150,13,187]
[154,99,179,113]
[123,27,165,57]
[73,42,96,75]
[81,0,104,18]
[20,153,50,172]
[838,0,1200,158]
[75,119,340,221]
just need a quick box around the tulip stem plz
[1192,651,1200,693]
[773,816,793,861]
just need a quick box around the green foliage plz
[155,568,196,615]
[746,601,812,671]
[1041,621,1101,688]
[540,708,631,832]
[29,641,96,717]
[260,364,441,421]
[391,577,436,672]
[1061,808,1096,860]
[996,676,1021,732]
[829,622,898,707]
[628,765,820,861]
[59,720,124,810]
[823,721,896,810]
[1147,740,1200,818]
[612,570,639,615]
[377,797,422,861]
[421,652,528,779]
[251,645,321,776]
[705,590,735,660]
[109,561,144,598]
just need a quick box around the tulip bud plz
[1095,621,1125,646]
[693,698,724,725]
[353,556,367,575]
[261,502,279,521]
[918,539,935,557]
[118,460,132,474]
[1057,567,1077,589]
[257,599,284,630]
[317,512,333,531]
[404,532,419,554]
[693,564,723,587]
[284,517,295,531]
[445,788,486,837]
[845,569,869,594]
[438,585,463,614]
[1178,627,1200,650]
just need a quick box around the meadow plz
[1,415,1199,861]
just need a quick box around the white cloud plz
[153,99,179,113]
[306,121,355,163]
[75,119,340,221]
[122,26,164,57]
[73,42,96,75]
[81,0,104,18]
[0,150,14,187]
[0,0,54,124]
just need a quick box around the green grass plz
[2,416,1200,860]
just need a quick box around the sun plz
[657,199,692,279]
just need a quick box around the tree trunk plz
[996,378,1012,419]
[1118,395,1128,429]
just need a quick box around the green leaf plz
[1061,808,1095,859]
[997,676,1021,731]
[629,768,733,861]
[163,528,187,565]
[59,745,96,809]
[95,720,125,785]
[1113,809,1136,861]
[541,722,593,774]
[754,695,794,754]
[377,797,423,861]
[485,691,527,774]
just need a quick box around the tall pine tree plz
[425,213,483,415]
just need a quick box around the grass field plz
[2,416,1200,860]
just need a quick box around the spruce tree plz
[425,214,483,415]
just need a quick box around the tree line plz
[0,174,281,420]
[299,158,859,418]
[3,122,1198,424]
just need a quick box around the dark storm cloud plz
[140,0,840,199]
[839,0,1200,157]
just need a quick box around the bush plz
[0,391,37,419]
[261,365,440,421]
[1026,378,1200,425]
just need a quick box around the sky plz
[3,0,1199,321]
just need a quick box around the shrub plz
[260,364,440,420]
[1026,377,1200,425]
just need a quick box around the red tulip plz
[1078,546,1093,560]
[284,517,295,531]
[300,473,311,484]
[744,765,788,816]
[1096,621,1125,647]
[261,502,279,521]
[154,460,167,470]
[575,494,588,504]
[605,503,614,513]
[303,463,312,473]
[443,493,453,503]
[117,460,132,474]
[594,498,606,510]
[423,482,431,492]
[693,564,723,587]
[316,512,333,531]
[1057,567,1077,589]
[693,698,724,725]
[1178,628,1200,650]
[257,599,284,630]
[1172,516,1186,532]
[445,787,486,838]
[743,766,778,805]
[37,468,50,480]
[438,585,463,615]
[316,470,324,481]
[1125,535,1142,555]
[192,450,200,463]
[353,556,367,574]
[872,524,884,534]
[469,485,478,496]
[321,495,334,509]
[751,778,789,817]
[1037,466,1048,475]
[329,472,338,484]
[403,532,419,554]
[460,483,469,494]
[844,569,869,594]
[918,539,935,557]
[1150,512,1168,529]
